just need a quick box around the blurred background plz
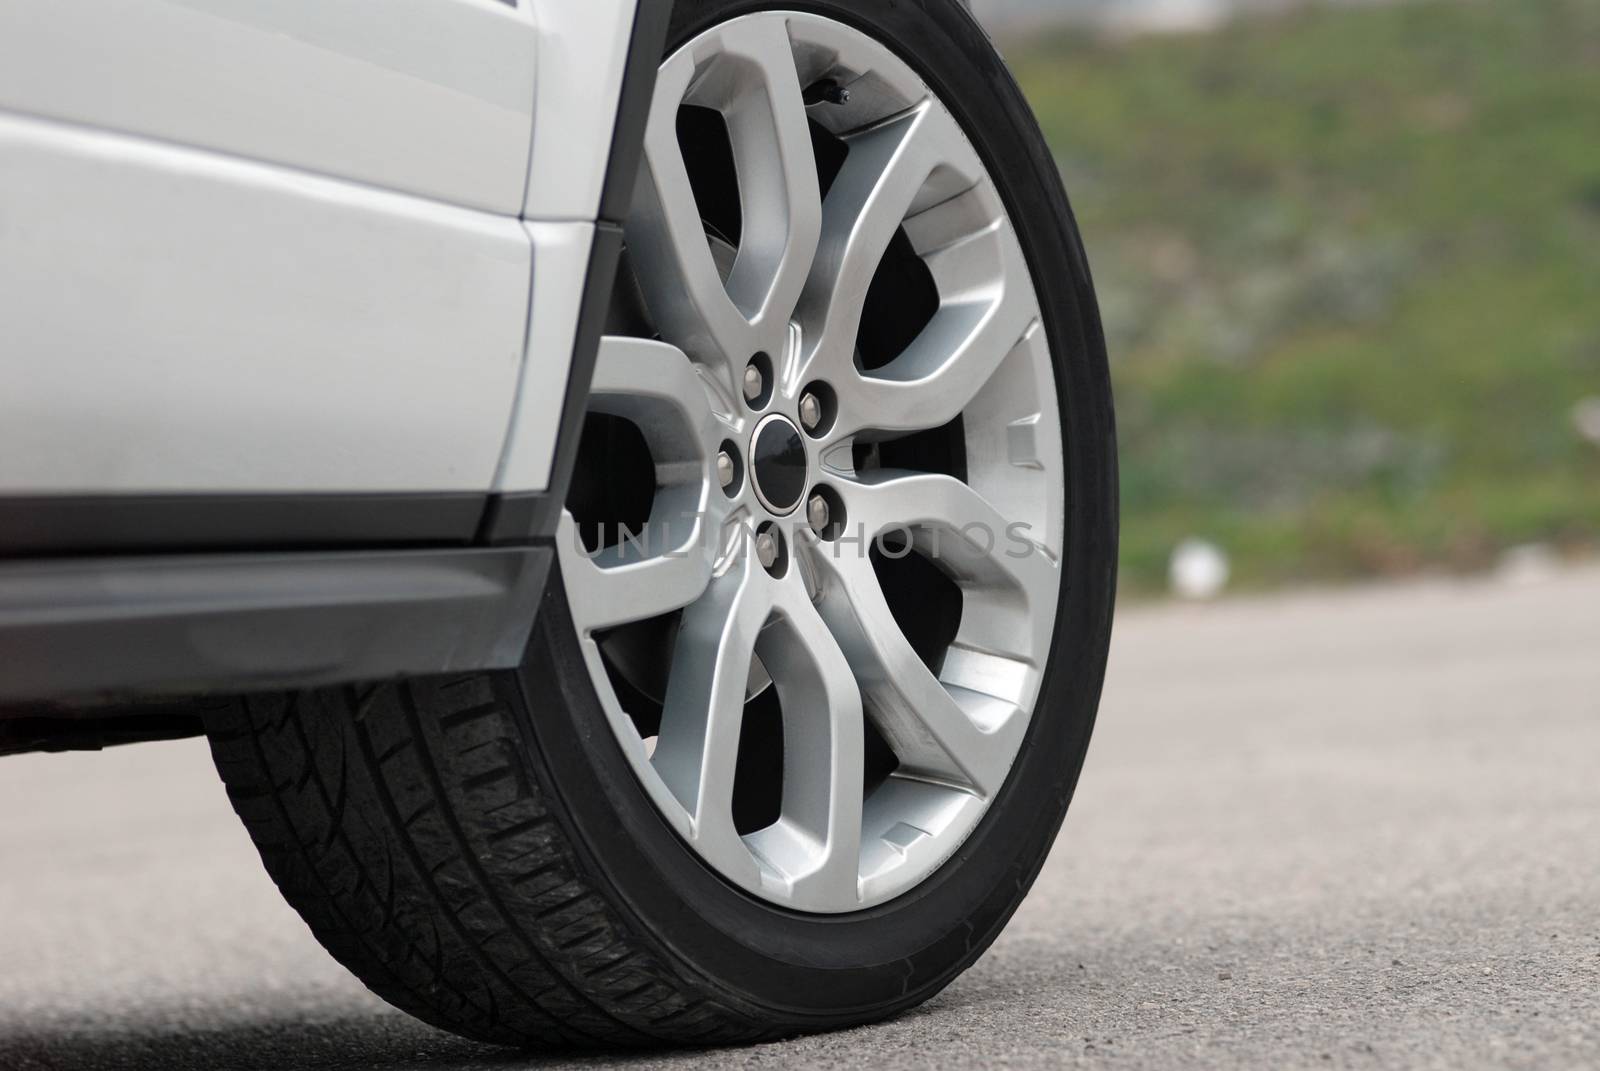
[975,0,1600,597]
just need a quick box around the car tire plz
[207,0,1116,1048]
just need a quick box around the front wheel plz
[208,0,1116,1047]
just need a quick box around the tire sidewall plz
[515,0,1117,1026]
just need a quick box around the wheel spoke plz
[746,579,865,910]
[587,336,723,464]
[807,535,1021,797]
[630,52,760,397]
[558,513,716,632]
[799,101,976,377]
[808,470,1059,794]
[831,201,1036,441]
[558,338,728,632]
[714,18,821,344]
[629,20,820,401]
[841,471,1060,637]
[651,555,773,859]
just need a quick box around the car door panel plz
[0,0,649,532]
[0,0,544,506]
[0,112,531,495]
[0,0,538,214]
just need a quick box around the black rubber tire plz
[207,0,1116,1049]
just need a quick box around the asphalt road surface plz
[3,568,1598,1070]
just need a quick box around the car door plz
[0,0,541,549]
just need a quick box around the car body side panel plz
[0,0,539,215]
[493,0,641,497]
[493,221,596,494]
[522,1,637,221]
[0,0,644,506]
[0,113,531,494]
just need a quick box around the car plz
[0,0,1117,1048]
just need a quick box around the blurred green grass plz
[1004,0,1600,593]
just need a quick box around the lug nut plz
[755,529,780,571]
[799,392,823,432]
[716,450,736,490]
[743,363,766,404]
[807,492,831,535]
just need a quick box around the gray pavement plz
[3,568,1598,1070]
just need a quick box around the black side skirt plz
[0,547,552,704]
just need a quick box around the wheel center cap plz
[750,414,807,515]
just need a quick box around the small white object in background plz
[1169,538,1231,600]
[1573,397,1600,447]
[1497,543,1561,586]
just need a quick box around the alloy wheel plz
[558,12,1065,913]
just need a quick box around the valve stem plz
[803,78,851,107]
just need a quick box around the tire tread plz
[205,678,768,1048]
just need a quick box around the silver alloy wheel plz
[557,11,1065,913]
